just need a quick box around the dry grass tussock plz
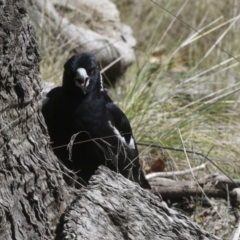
[112,0,240,176]
[112,1,240,238]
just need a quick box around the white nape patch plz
[86,79,90,87]
[100,73,104,92]
[108,121,126,145]
[77,68,88,80]
[129,136,135,149]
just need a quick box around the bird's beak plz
[75,68,89,94]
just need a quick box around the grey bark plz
[55,166,221,240]
[0,0,222,239]
[0,1,74,239]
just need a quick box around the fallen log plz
[27,0,136,82]
[149,174,240,204]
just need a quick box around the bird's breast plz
[73,100,107,133]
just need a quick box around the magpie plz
[42,53,151,189]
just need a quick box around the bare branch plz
[137,142,239,187]
[146,163,207,180]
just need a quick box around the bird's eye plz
[88,68,94,75]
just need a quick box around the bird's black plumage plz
[42,53,151,189]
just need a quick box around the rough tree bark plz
[0,1,75,239]
[55,166,221,240]
[0,1,222,239]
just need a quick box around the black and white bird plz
[42,53,151,189]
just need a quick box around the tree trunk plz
[0,1,222,239]
[0,1,74,239]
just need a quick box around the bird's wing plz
[105,94,136,149]
[46,86,62,99]
[105,94,151,189]
[42,86,62,123]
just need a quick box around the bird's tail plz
[136,169,151,189]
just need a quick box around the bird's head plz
[63,53,103,94]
